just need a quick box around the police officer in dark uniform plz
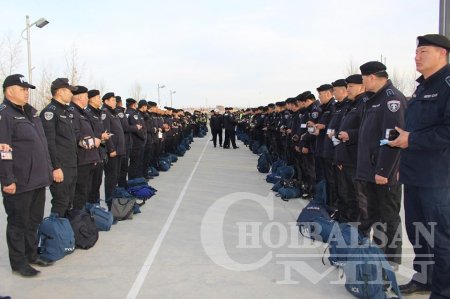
[0,74,54,276]
[146,101,161,170]
[315,84,336,206]
[69,86,101,210]
[210,109,223,147]
[127,98,146,179]
[390,34,450,297]
[297,92,321,199]
[85,89,110,204]
[223,107,239,149]
[102,93,126,206]
[40,78,78,217]
[355,61,406,267]
[142,101,155,178]
[115,96,134,187]
[324,79,349,208]
[335,74,368,223]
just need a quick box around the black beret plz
[359,61,387,77]
[116,96,122,102]
[316,84,333,92]
[267,103,275,109]
[275,101,286,107]
[332,79,347,88]
[126,98,136,105]
[88,89,100,98]
[102,92,115,101]
[147,101,157,107]
[262,106,268,112]
[297,91,312,102]
[138,99,147,108]
[345,74,363,84]
[72,85,88,96]
[305,93,316,101]
[417,34,450,51]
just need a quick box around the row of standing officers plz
[0,76,195,277]
[238,34,450,298]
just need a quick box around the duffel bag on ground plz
[157,159,171,171]
[278,186,301,200]
[85,203,114,231]
[67,209,99,249]
[111,197,136,221]
[37,213,75,261]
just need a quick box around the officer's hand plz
[0,144,12,152]
[302,147,309,154]
[388,127,409,149]
[315,124,325,130]
[294,146,301,152]
[286,129,292,134]
[94,138,101,148]
[136,124,142,130]
[338,131,349,142]
[53,168,64,183]
[101,132,110,141]
[3,183,16,194]
[109,151,117,158]
[375,174,388,185]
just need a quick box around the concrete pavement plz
[0,135,427,299]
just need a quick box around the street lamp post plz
[170,90,176,107]
[157,84,165,106]
[22,15,49,105]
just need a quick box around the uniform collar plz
[416,64,450,86]
[87,104,102,115]
[3,98,36,119]
[51,98,69,110]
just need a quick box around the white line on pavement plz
[126,138,210,299]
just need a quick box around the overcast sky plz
[0,0,440,108]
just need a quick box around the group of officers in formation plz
[234,34,449,298]
[0,75,208,278]
[0,33,449,298]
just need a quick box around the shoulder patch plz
[386,89,395,97]
[44,111,54,120]
[445,76,450,87]
[133,115,138,120]
[101,113,106,120]
[118,112,124,118]
[68,106,74,111]
[387,100,401,113]
[311,112,319,119]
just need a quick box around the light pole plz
[22,15,49,106]
[157,84,165,106]
[170,90,176,107]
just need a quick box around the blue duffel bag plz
[277,186,301,200]
[157,159,171,171]
[85,203,114,232]
[127,177,148,187]
[37,213,76,261]
[296,202,339,243]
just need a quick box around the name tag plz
[1,151,13,160]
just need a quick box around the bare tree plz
[35,64,54,110]
[0,32,23,99]
[345,58,359,76]
[390,68,417,97]
[130,82,143,100]
[64,44,84,85]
